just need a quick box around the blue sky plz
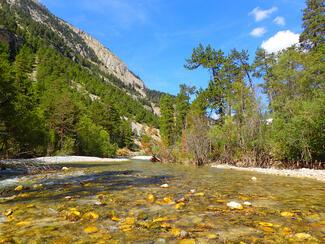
[40,0,305,95]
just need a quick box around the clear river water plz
[0,160,324,243]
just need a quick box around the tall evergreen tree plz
[175,84,194,138]
[160,95,175,146]
[299,0,325,50]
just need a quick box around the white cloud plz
[261,30,300,53]
[250,27,267,37]
[249,7,278,22]
[273,16,286,26]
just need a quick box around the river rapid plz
[0,160,324,243]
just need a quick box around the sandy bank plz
[130,155,153,160]
[212,164,325,182]
[1,156,129,164]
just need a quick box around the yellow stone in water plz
[295,233,312,240]
[16,221,31,227]
[179,239,196,244]
[70,210,81,216]
[207,233,218,239]
[18,193,29,198]
[124,217,135,225]
[171,227,181,237]
[147,193,156,203]
[83,211,99,220]
[153,216,169,223]
[260,226,274,233]
[14,185,23,191]
[175,202,185,209]
[4,209,13,216]
[281,227,292,236]
[295,233,313,240]
[194,192,205,197]
[119,218,135,232]
[26,204,35,208]
[163,197,173,204]
[258,222,274,227]
[84,226,99,234]
[280,211,294,217]
[160,223,171,229]
[111,216,120,222]
[216,199,226,203]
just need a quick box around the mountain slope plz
[1,0,165,111]
[0,0,162,158]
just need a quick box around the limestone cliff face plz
[5,0,146,97]
[68,25,146,96]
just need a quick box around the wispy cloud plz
[273,16,286,26]
[261,30,299,53]
[249,7,278,22]
[250,27,267,37]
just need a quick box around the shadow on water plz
[2,169,174,204]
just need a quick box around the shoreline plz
[0,156,130,164]
[2,156,324,182]
[212,164,325,182]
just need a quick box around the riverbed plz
[0,160,324,243]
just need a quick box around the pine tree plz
[160,95,175,146]
[175,84,194,139]
[300,0,325,50]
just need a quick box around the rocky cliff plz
[4,0,147,97]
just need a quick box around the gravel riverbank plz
[0,156,129,165]
[212,164,325,182]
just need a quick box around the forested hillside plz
[158,0,324,168]
[0,0,163,158]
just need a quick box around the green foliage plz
[0,0,160,158]
[159,94,175,146]
[175,84,194,137]
[77,116,116,157]
[299,0,325,50]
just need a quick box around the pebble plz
[160,183,169,188]
[84,226,99,234]
[62,167,69,171]
[243,201,252,206]
[227,201,243,210]
[251,177,257,181]
[14,185,23,191]
[155,238,167,244]
[294,233,313,240]
[180,230,189,238]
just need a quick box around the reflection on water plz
[0,160,324,243]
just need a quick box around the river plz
[0,160,324,243]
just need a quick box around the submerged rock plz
[179,239,195,244]
[227,201,243,210]
[147,193,156,203]
[280,211,294,217]
[82,211,99,220]
[14,185,24,191]
[294,233,313,240]
[160,183,169,188]
[4,209,13,216]
[84,226,99,234]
